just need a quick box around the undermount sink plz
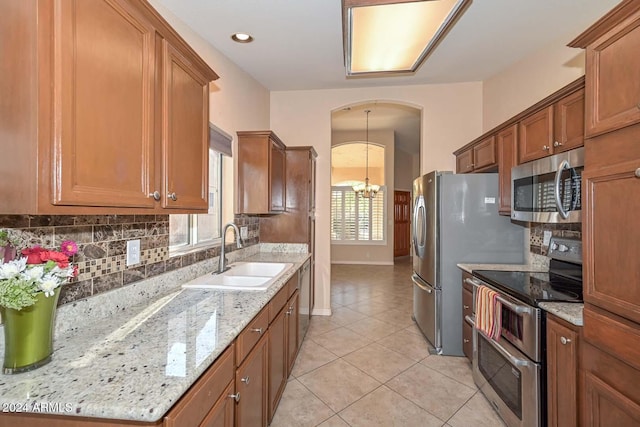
[181,262,294,291]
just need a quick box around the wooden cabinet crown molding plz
[568,0,640,48]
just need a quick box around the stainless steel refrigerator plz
[412,171,525,356]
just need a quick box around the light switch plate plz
[126,239,141,266]
[240,226,248,240]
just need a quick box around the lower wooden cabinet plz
[546,314,580,427]
[235,333,268,427]
[287,290,301,375]
[461,272,473,362]
[201,381,236,427]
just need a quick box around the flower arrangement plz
[0,240,78,311]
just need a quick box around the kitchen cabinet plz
[0,0,217,214]
[261,147,317,326]
[518,89,585,164]
[455,136,497,173]
[496,124,518,215]
[235,333,268,427]
[236,131,286,214]
[570,2,640,138]
[546,314,580,427]
[461,272,474,362]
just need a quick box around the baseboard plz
[311,308,332,316]
[331,261,394,266]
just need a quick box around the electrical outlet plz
[126,239,141,266]
[240,226,248,240]
[543,230,552,247]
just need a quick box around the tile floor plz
[270,258,506,427]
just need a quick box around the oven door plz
[473,329,542,427]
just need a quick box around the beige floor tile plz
[343,343,416,383]
[345,317,403,340]
[386,363,476,421]
[310,326,371,357]
[307,316,342,338]
[316,415,351,427]
[447,392,506,427]
[376,328,433,362]
[329,306,368,326]
[420,354,477,389]
[297,359,381,412]
[346,300,390,316]
[339,385,444,427]
[373,307,415,328]
[291,339,338,377]
[404,322,427,337]
[269,379,336,427]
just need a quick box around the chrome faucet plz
[216,222,243,274]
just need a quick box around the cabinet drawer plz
[165,344,235,427]
[462,288,473,319]
[583,306,640,371]
[287,271,299,298]
[462,320,472,362]
[269,285,289,323]
[236,307,269,365]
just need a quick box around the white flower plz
[22,265,45,281]
[38,274,60,297]
[0,258,27,279]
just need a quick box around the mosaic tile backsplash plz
[0,214,259,306]
[529,222,582,256]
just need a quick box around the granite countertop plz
[457,263,547,274]
[0,249,310,422]
[539,302,584,326]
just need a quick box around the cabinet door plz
[236,333,268,427]
[200,380,235,427]
[554,88,585,153]
[161,40,209,210]
[267,307,287,423]
[53,0,156,208]
[286,291,300,376]
[269,139,286,212]
[584,8,640,137]
[547,315,579,427]
[456,148,474,173]
[472,136,497,170]
[583,160,640,324]
[518,106,553,163]
[497,124,518,215]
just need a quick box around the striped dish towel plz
[475,285,502,340]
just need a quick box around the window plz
[169,150,223,252]
[331,186,385,243]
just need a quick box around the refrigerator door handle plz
[412,273,433,293]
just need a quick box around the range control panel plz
[547,236,582,264]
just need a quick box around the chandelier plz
[353,109,380,198]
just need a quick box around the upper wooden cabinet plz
[455,136,497,173]
[497,124,518,215]
[518,89,585,164]
[570,2,640,137]
[0,0,217,214]
[236,131,287,214]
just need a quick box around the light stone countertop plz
[539,302,584,326]
[0,248,310,422]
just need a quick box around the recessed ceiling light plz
[231,32,254,43]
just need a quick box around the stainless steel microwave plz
[511,147,584,223]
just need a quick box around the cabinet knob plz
[148,191,161,201]
[463,305,470,310]
[543,145,550,151]
[228,392,240,402]
[250,327,263,334]
[167,192,177,201]
[241,376,250,385]
[553,141,562,148]
[286,309,292,316]
[463,339,470,343]
[635,168,640,178]
[560,336,572,345]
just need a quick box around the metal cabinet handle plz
[167,192,177,201]
[553,141,562,148]
[560,336,572,345]
[250,328,263,334]
[463,339,470,343]
[148,191,161,201]
[228,392,240,402]
[241,376,250,385]
[635,168,640,178]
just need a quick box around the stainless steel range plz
[466,237,583,427]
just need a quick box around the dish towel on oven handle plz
[475,285,502,340]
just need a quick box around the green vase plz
[1,288,60,374]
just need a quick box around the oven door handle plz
[465,278,533,315]
[465,315,475,327]
[554,160,570,219]
[481,333,531,368]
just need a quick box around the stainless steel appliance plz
[411,171,525,356]
[511,147,584,223]
[467,237,583,427]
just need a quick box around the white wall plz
[482,36,586,132]
[270,82,483,314]
[331,130,395,265]
[150,1,271,222]
[395,148,419,191]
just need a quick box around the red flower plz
[21,246,46,264]
[39,250,70,268]
[60,240,78,257]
